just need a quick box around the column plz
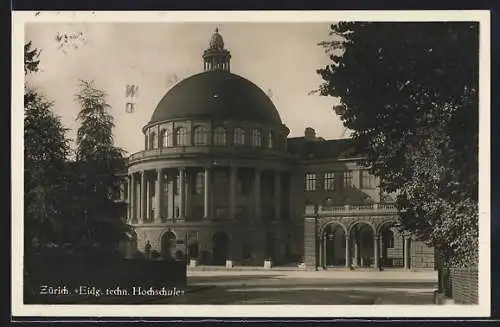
[185,169,191,218]
[254,168,262,223]
[127,175,132,222]
[353,240,359,267]
[345,237,351,269]
[204,167,211,218]
[274,171,281,221]
[146,176,151,221]
[178,168,185,218]
[322,236,327,268]
[130,174,135,223]
[155,168,162,222]
[140,171,146,222]
[374,236,380,269]
[404,236,411,270]
[167,171,174,219]
[230,166,237,218]
[318,235,323,268]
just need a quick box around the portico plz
[304,204,428,271]
[125,164,289,225]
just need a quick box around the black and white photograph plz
[12,10,490,318]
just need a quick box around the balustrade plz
[305,203,397,216]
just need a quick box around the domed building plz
[120,29,435,270]
[124,28,299,266]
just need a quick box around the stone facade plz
[115,29,435,270]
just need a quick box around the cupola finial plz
[202,28,231,72]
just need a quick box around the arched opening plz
[379,222,403,268]
[322,223,347,267]
[212,232,230,265]
[350,222,375,268]
[161,231,176,260]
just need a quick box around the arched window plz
[267,131,274,149]
[193,126,208,145]
[160,129,167,148]
[213,126,227,146]
[252,129,262,147]
[233,127,245,146]
[144,134,149,150]
[150,132,157,149]
[165,129,173,147]
[175,127,189,146]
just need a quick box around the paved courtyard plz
[154,269,438,305]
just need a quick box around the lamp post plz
[314,204,319,271]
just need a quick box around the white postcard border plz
[11,10,491,318]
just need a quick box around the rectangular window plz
[343,171,353,188]
[324,172,335,190]
[361,170,374,189]
[305,173,317,191]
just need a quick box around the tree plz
[24,42,70,252]
[73,80,129,251]
[24,41,40,75]
[316,22,478,266]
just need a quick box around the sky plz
[25,22,345,156]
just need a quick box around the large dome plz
[149,71,282,125]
